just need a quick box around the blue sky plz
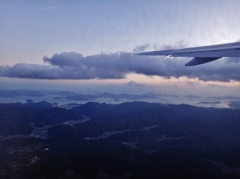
[1,0,240,97]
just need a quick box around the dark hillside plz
[1,102,240,178]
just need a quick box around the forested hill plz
[1,101,240,178]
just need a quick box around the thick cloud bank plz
[0,51,240,82]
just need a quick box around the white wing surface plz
[136,42,240,66]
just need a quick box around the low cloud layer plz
[1,50,240,82]
[228,101,240,109]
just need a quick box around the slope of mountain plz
[1,101,240,178]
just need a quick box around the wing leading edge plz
[136,42,240,66]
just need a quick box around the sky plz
[1,0,240,98]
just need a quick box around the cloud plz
[207,96,240,100]
[185,81,198,86]
[1,48,240,82]
[132,44,150,53]
[153,41,189,51]
[127,81,144,87]
[207,84,226,88]
[196,101,221,105]
[228,101,240,109]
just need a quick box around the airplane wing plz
[136,42,240,66]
